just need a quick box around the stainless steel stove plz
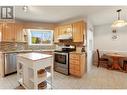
[54,46,76,75]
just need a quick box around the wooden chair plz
[123,60,127,71]
[97,49,109,68]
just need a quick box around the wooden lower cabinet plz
[0,53,4,77]
[69,52,86,77]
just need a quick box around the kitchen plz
[0,6,127,89]
[0,6,88,89]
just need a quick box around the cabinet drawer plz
[70,59,80,65]
[70,54,80,60]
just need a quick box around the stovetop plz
[54,50,73,53]
[54,49,76,53]
[55,46,76,53]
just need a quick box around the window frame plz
[28,29,54,46]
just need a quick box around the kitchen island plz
[17,52,53,89]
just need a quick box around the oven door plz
[54,52,68,68]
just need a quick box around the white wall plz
[59,17,85,25]
[94,24,127,52]
[85,18,94,72]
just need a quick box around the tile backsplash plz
[0,42,27,51]
[27,44,56,50]
[0,42,56,51]
[0,41,84,52]
[56,40,84,47]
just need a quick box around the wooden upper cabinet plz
[0,24,3,41]
[59,26,66,35]
[0,23,25,42]
[64,24,72,34]
[54,27,59,43]
[53,21,86,43]
[72,21,85,42]
[14,23,24,42]
[54,24,72,43]
[2,23,15,41]
[59,24,72,35]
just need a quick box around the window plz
[28,29,53,45]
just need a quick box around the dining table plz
[104,53,127,70]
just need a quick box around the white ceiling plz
[15,6,127,26]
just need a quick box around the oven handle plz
[54,52,68,56]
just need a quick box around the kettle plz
[81,46,85,52]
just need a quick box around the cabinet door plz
[59,26,66,35]
[0,24,3,41]
[72,21,85,42]
[70,53,80,60]
[14,23,24,42]
[2,23,15,41]
[59,24,72,35]
[64,24,72,34]
[54,24,72,43]
[54,27,59,43]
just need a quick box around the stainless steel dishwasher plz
[4,53,17,76]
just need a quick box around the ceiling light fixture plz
[23,6,28,12]
[111,9,127,28]
[112,29,117,40]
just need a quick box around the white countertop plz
[17,52,52,61]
